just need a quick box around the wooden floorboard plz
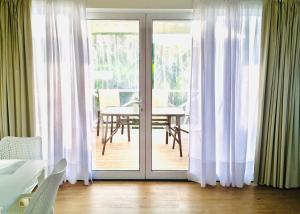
[55,181,300,214]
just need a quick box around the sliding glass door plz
[88,12,192,179]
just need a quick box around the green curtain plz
[0,0,34,138]
[254,0,300,188]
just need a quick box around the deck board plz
[92,128,189,170]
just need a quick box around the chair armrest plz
[122,100,138,107]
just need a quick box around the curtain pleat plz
[254,0,300,189]
[0,0,35,138]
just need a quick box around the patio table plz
[99,106,187,157]
[0,160,47,214]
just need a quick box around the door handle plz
[137,99,143,112]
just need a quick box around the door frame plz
[88,12,147,179]
[87,11,193,180]
[145,13,193,179]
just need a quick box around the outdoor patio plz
[92,127,189,171]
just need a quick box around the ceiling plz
[87,0,193,9]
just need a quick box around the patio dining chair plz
[152,89,169,108]
[96,89,131,143]
[8,159,67,214]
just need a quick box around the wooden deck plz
[92,128,189,170]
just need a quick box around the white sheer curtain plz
[31,0,92,184]
[189,0,262,187]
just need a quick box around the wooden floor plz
[55,181,300,214]
[92,128,189,170]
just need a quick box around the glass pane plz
[88,20,140,170]
[151,21,192,171]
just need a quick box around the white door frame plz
[88,12,147,179]
[145,13,192,179]
[87,11,193,180]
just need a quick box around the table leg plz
[127,116,131,142]
[100,114,104,143]
[166,116,170,144]
[97,111,100,136]
[120,116,124,135]
[110,115,114,143]
[102,115,109,155]
[176,116,183,157]
[169,116,172,137]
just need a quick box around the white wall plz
[87,0,193,9]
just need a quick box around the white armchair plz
[0,137,42,160]
[7,159,67,214]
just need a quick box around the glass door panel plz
[88,19,142,172]
[88,13,192,179]
[151,20,192,171]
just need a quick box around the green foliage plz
[91,33,191,107]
